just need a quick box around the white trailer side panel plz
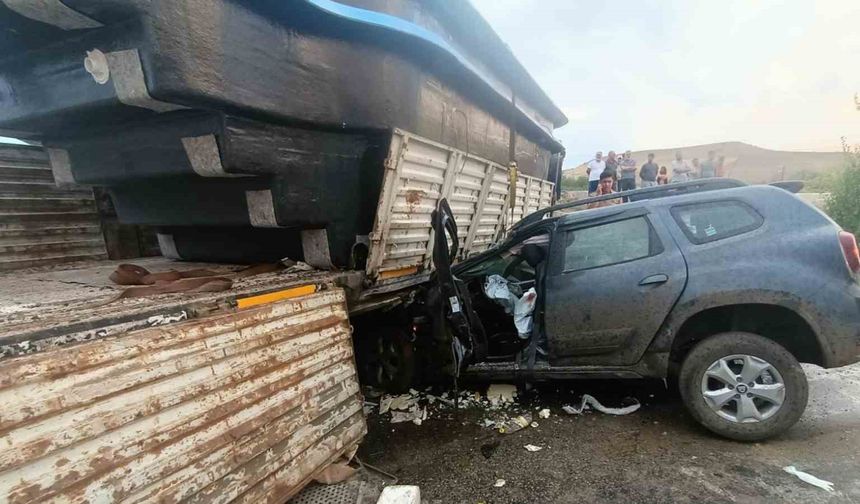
[367,129,555,281]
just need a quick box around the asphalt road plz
[358,363,860,503]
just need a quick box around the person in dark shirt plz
[639,153,658,187]
[604,151,619,190]
[604,150,619,178]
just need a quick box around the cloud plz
[471,0,860,164]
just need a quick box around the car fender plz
[646,288,833,363]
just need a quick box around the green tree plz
[796,169,838,192]
[560,175,588,191]
[824,138,860,235]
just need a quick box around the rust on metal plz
[0,288,365,503]
[0,144,107,271]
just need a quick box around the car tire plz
[678,331,808,441]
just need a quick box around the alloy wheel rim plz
[700,354,786,423]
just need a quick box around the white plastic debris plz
[379,393,420,415]
[391,405,427,424]
[389,394,418,411]
[530,421,539,428]
[496,414,532,434]
[486,384,517,406]
[783,466,835,493]
[494,479,506,488]
[538,408,550,419]
[379,396,394,415]
[562,394,641,416]
[524,444,543,452]
[281,259,315,274]
[377,485,421,504]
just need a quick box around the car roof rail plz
[512,178,747,232]
[769,180,805,193]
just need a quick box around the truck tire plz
[356,326,416,393]
[678,332,808,441]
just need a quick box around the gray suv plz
[392,180,860,441]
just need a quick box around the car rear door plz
[543,207,687,366]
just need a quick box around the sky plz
[471,0,860,166]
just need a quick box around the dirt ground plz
[358,363,860,504]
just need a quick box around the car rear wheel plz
[679,332,808,441]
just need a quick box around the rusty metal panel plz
[0,287,365,503]
[366,130,554,281]
[0,144,107,271]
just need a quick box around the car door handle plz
[639,274,669,286]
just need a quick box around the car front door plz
[543,208,687,366]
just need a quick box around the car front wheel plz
[678,332,808,441]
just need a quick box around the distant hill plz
[564,142,844,184]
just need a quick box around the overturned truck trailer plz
[0,0,567,277]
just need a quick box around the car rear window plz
[562,216,661,272]
[671,200,763,244]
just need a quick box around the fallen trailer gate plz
[0,260,365,503]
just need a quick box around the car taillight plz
[839,231,860,274]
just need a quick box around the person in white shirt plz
[671,151,692,183]
[586,151,605,194]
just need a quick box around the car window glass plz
[671,201,762,244]
[563,217,655,272]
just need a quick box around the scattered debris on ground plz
[524,444,544,452]
[367,384,644,433]
[494,479,506,488]
[562,393,641,416]
[783,466,835,493]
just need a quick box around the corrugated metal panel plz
[366,129,554,281]
[0,288,365,503]
[508,173,553,227]
[0,145,107,271]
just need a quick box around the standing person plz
[639,153,658,187]
[619,150,637,193]
[700,150,717,178]
[691,158,701,179]
[657,166,669,185]
[604,151,619,190]
[587,171,621,208]
[585,151,605,194]
[716,155,726,178]
[671,151,692,183]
